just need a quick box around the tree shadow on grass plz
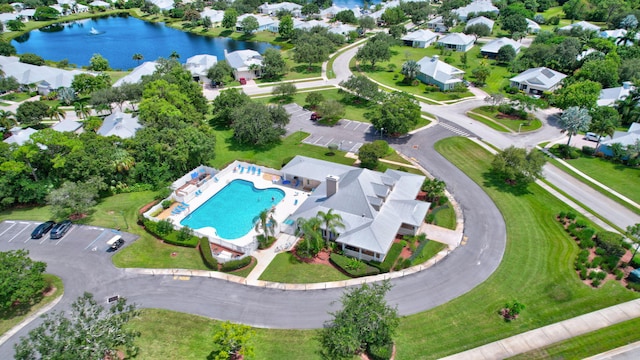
[223,135,281,154]
[481,170,533,197]
[291,64,321,74]
[219,29,233,37]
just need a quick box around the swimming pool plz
[180,179,285,239]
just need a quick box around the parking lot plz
[0,220,136,255]
[283,103,376,153]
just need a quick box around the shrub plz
[602,255,620,272]
[580,238,595,249]
[567,212,577,220]
[596,271,607,280]
[630,257,640,268]
[380,243,403,272]
[580,268,588,280]
[582,146,595,156]
[199,237,218,270]
[150,208,163,217]
[257,235,276,249]
[595,247,607,256]
[221,256,252,272]
[577,228,596,242]
[595,231,625,258]
[330,253,380,277]
[627,282,640,291]
[615,269,624,280]
[161,200,173,209]
[591,256,603,268]
[367,342,394,360]
[592,278,601,287]
[177,226,193,242]
[577,249,589,263]
[156,219,174,236]
[163,231,198,248]
[575,219,588,228]
[558,211,567,219]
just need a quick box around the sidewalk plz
[441,298,640,360]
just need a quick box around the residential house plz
[480,37,521,58]
[328,22,357,36]
[88,0,110,8]
[509,67,567,95]
[465,16,494,32]
[453,0,499,22]
[148,0,173,10]
[236,14,277,33]
[437,32,475,52]
[113,61,158,87]
[225,49,263,80]
[597,81,634,107]
[598,123,640,157]
[0,55,87,94]
[3,127,37,146]
[185,54,217,82]
[401,29,438,48]
[559,21,600,32]
[259,2,302,17]
[427,15,448,32]
[200,8,225,25]
[526,18,541,33]
[416,55,465,91]
[281,156,429,262]
[52,119,83,134]
[293,19,329,31]
[97,112,142,139]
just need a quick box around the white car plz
[584,132,601,142]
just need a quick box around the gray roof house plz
[224,49,263,81]
[52,119,83,134]
[597,82,634,107]
[113,61,158,87]
[598,123,640,157]
[465,16,494,32]
[97,112,142,139]
[281,156,429,262]
[0,55,87,95]
[416,55,465,91]
[453,0,499,22]
[185,54,217,81]
[559,21,600,32]
[437,32,475,52]
[510,67,567,95]
[259,2,301,17]
[293,19,329,30]
[236,14,277,33]
[200,8,225,24]
[328,22,357,35]
[3,127,37,146]
[526,18,541,33]
[426,15,448,32]
[401,29,438,48]
[480,37,521,58]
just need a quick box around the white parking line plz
[0,222,17,237]
[342,120,352,129]
[39,234,51,244]
[350,143,363,153]
[312,136,324,144]
[54,226,77,246]
[84,229,110,250]
[352,123,363,131]
[324,138,334,146]
[8,225,29,243]
[19,221,30,225]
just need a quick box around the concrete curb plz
[0,293,64,346]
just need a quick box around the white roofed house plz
[437,32,475,52]
[328,22,357,36]
[526,18,541,33]
[281,156,430,262]
[224,49,263,80]
[52,119,83,134]
[510,67,567,95]
[0,55,86,95]
[97,111,142,139]
[200,8,225,25]
[597,81,635,107]
[480,37,521,58]
[416,55,465,91]
[112,61,158,87]
[3,127,37,146]
[453,0,499,22]
[185,54,217,82]
[259,2,302,17]
[465,16,494,32]
[88,0,110,8]
[427,15,448,32]
[401,29,438,48]
[598,123,640,157]
[559,21,600,32]
[236,14,278,33]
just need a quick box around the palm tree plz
[47,104,66,121]
[421,178,446,203]
[316,209,344,246]
[401,60,420,83]
[254,207,277,241]
[615,87,640,125]
[74,101,91,119]
[295,217,323,258]
[169,51,180,60]
[132,53,144,65]
[559,106,592,146]
[0,110,16,133]
[589,117,616,147]
[111,148,135,173]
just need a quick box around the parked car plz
[585,132,601,142]
[31,221,55,239]
[109,239,125,251]
[50,220,72,240]
[310,112,320,121]
[239,77,247,85]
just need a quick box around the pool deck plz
[168,166,310,249]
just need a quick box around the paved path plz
[441,298,640,360]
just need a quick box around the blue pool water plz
[181,179,285,239]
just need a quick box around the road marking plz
[8,225,30,243]
[439,122,470,137]
[325,138,334,146]
[342,120,352,129]
[350,143,363,153]
[173,276,190,281]
[39,234,51,244]
[84,230,110,250]
[352,123,363,131]
[19,221,30,225]
[0,222,17,237]
[312,136,324,144]
[54,226,77,246]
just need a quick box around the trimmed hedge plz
[221,256,252,272]
[367,342,394,360]
[257,235,276,249]
[142,219,198,248]
[330,253,380,277]
[380,243,404,272]
[595,231,625,258]
[198,237,218,270]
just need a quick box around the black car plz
[31,221,56,239]
[50,220,72,240]
[109,239,125,252]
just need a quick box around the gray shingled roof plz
[416,55,465,85]
[600,123,640,147]
[510,67,567,89]
[97,112,142,139]
[481,37,521,54]
[51,119,82,133]
[225,50,263,70]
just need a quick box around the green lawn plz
[431,203,457,230]
[467,112,511,132]
[128,308,321,360]
[254,88,372,123]
[0,274,63,336]
[561,155,640,207]
[360,45,513,99]
[410,240,447,266]
[393,137,638,360]
[470,106,543,133]
[509,317,640,360]
[258,252,350,283]
[0,92,33,102]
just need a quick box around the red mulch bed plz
[139,200,159,214]
[291,247,332,266]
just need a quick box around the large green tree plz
[339,75,380,101]
[491,146,546,185]
[14,292,140,360]
[16,101,50,126]
[231,102,288,146]
[0,250,46,312]
[222,8,238,29]
[207,61,234,86]
[46,176,105,218]
[401,60,420,83]
[502,14,528,35]
[356,33,393,68]
[365,92,420,136]
[33,6,59,21]
[559,106,592,145]
[553,80,602,110]
[320,281,399,359]
[262,48,286,80]
[240,16,259,35]
[88,53,110,71]
[317,208,345,245]
[278,14,294,40]
[210,88,251,127]
[577,59,620,89]
[210,321,255,360]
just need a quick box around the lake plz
[11,14,278,70]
